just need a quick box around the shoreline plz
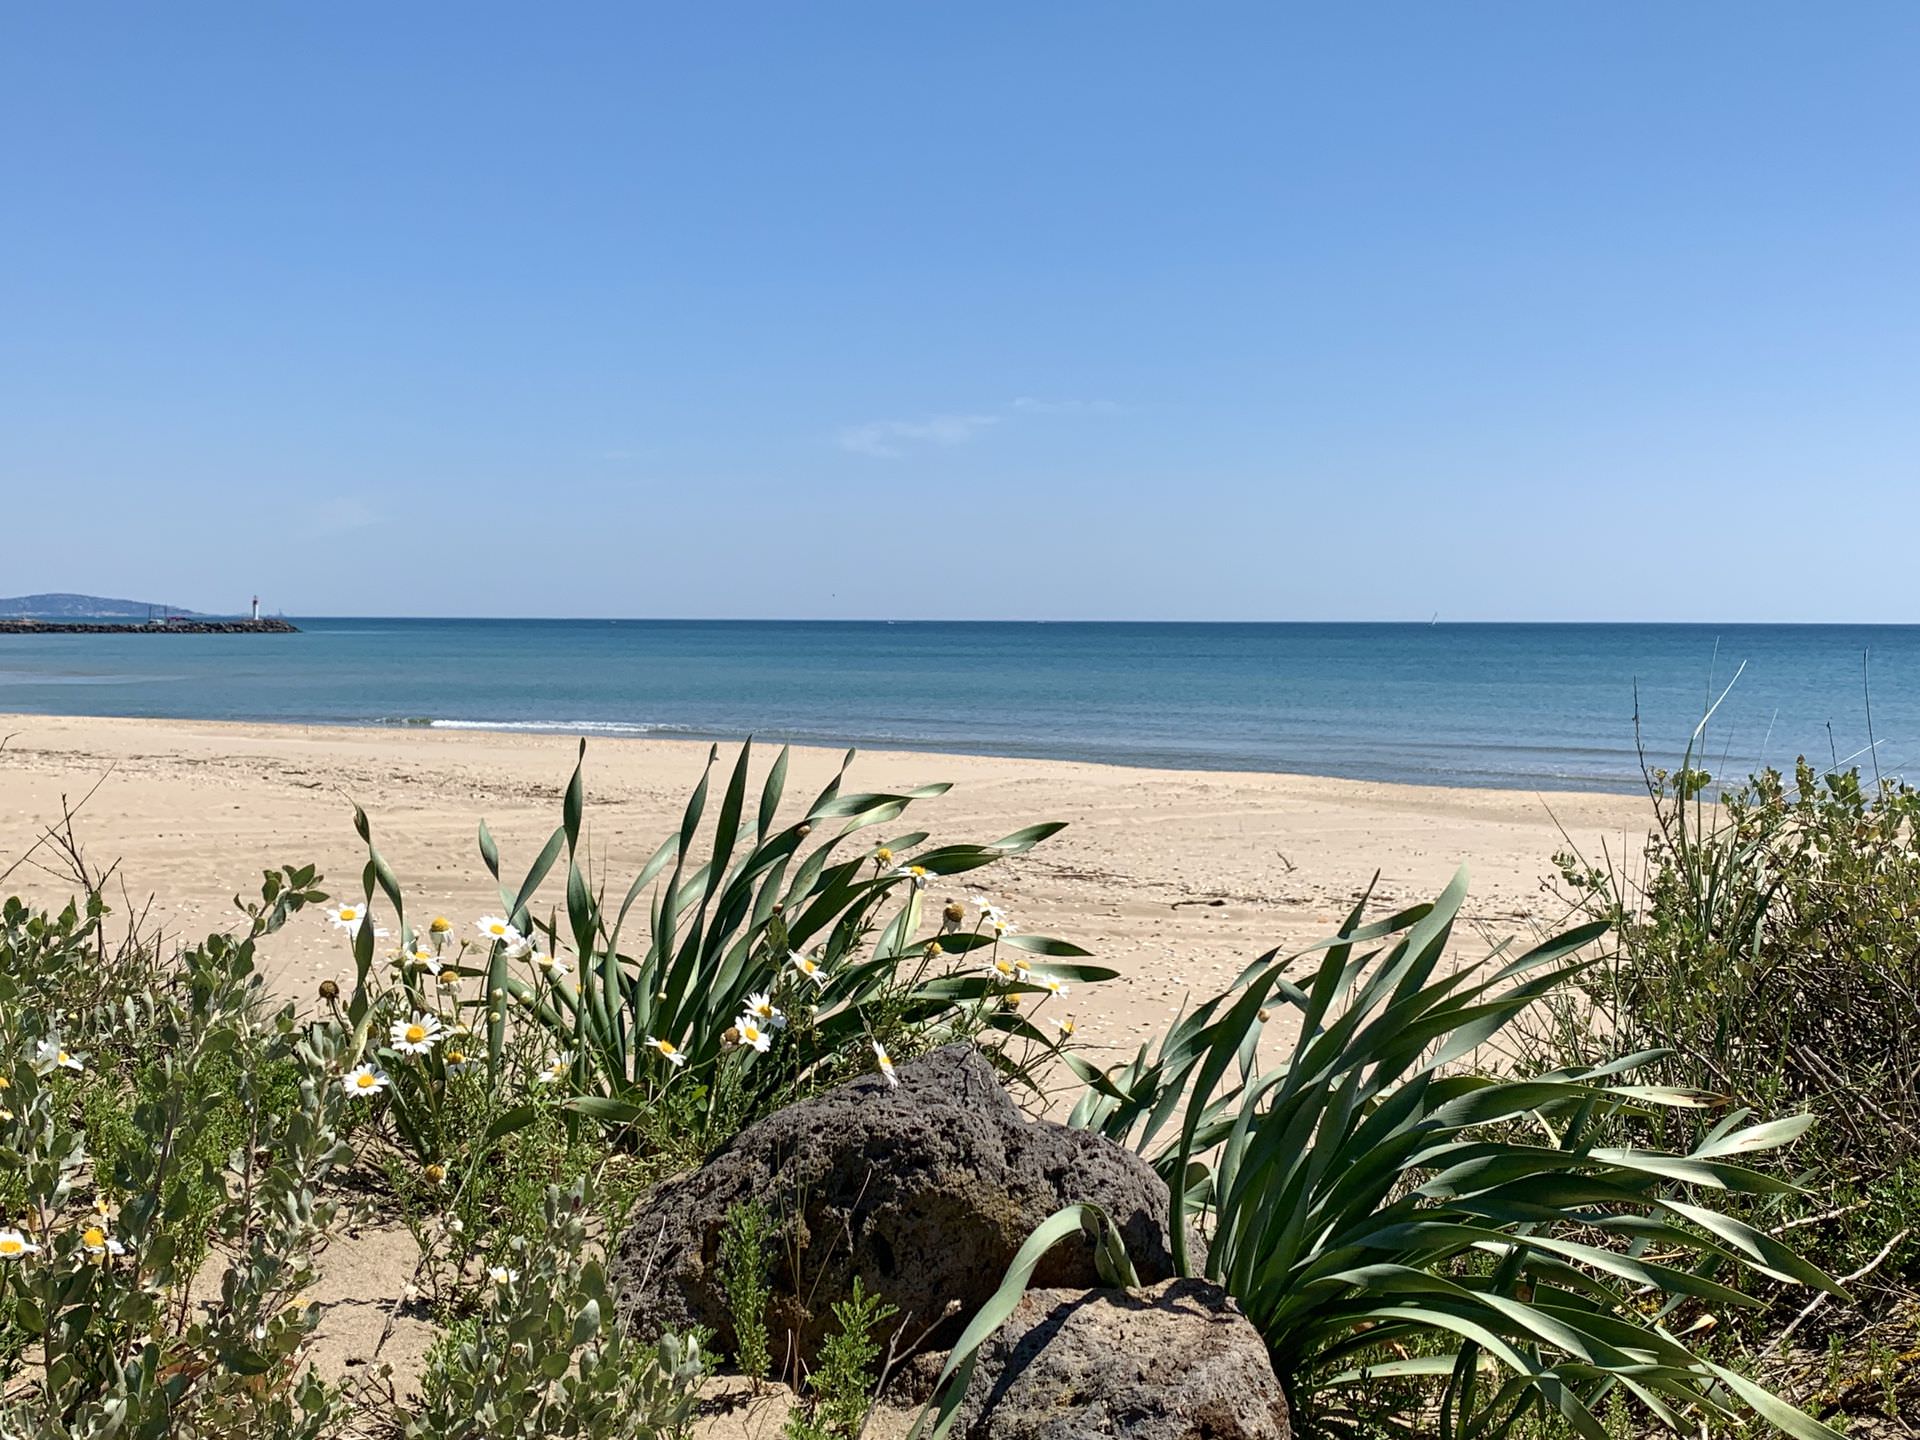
[0,710,1650,1054]
[0,705,1665,797]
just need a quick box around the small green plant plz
[406,1177,710,1440]
[785,1276,899,1440]
[719,1196,776,1381]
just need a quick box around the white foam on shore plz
[425,718,674,736]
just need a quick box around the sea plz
[0,619,1914,794]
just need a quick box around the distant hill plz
[0,593,205,619]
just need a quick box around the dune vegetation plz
[0,740,1911,1437]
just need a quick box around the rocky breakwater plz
[0,618,299,634]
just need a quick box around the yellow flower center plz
[57,1052,70,1065]
[875,848,893,865]
[446,1049,465,1065]
[0,1239,23,1256]
[356,1073,377,1089]
[341,908,359,922]
[430,916,450,932]
[0,1077,12,1090]
[488,924,505,936]
[82,1227,105,1249]
[405,1025,427,1044]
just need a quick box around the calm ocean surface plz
[1,620,1914,793]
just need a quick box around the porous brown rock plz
[611,1043,1177,1367]
[953,1278,1292,1440]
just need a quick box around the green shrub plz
[406,1177,709,1440]
[1548,762,1920,1249]
[0,866,357,1438]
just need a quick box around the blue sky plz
[2,5,1916,620]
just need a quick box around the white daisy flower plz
[342,1064,389,1098]
[0,1229,36,1260]
[475,916,523,947]
[991,917,1018,937]
[33,1041,83,1074]
[488,1265,518,1285]
[404,943,443,975]
[532,951,570,979]
[735,1016,773,1053]
[872,1040,898,1088]
[535,1051,574,1086]
[646,1036,687,1068]
[80,1223,125,1258]
[442,1044,477,1074]
[743,991,787,1029]
[890,864,931,889]
[390,1013,443,1056]
[985,955,1021,982]
[789,952,827,987]
[1037,974,1069,996]
[325,901,367,930]
[1054,1016,1077,1038]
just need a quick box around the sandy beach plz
[0,712,1655,1409]
[0,712,1649,1050]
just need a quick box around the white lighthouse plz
[251,595,260,621]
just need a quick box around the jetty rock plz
[0,618,298,635]
[952,1278,1292,1440]
[611,1043,1177,1367]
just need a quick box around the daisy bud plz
[317,979,340,1001]
[943,902,965,924]
[796,824,811,838]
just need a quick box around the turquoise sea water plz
[0,620,1914,792]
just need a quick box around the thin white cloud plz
[1010,396,1122,415]
[838,397,1119,459]
[837,413,1000,459]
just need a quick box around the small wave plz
[382,717,677,737]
